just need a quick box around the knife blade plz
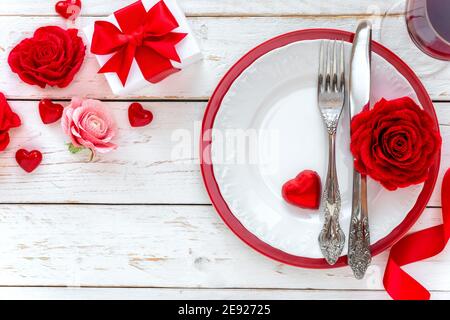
[348,20,372,279]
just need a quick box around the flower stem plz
[88,149,95,162]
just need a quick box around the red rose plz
[8,26,85,88]
[0,93,21,151]
[350,97,441,191]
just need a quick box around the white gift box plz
[84,0,202,95]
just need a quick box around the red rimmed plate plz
[200,29,440,268]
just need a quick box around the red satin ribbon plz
[91,0,187,86]
[384,169,450,300]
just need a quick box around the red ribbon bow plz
[91,0,187,86]
[384,168,450,300]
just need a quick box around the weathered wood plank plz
[2,287,450,300]
[0,101,448,205]
[0,16,449,101]
[0,205,448,291]
[0,101,209,204]
[2,0,447,302]
[0,0,402,17]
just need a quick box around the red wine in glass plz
[406,0,450,60]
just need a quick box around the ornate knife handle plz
[348,170,371,279]
[318,133,345,265]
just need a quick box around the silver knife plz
[348,21,372,279]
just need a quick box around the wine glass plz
[379,0,449,76]
[406,0,450,61]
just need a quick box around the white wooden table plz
[0,0,449,300]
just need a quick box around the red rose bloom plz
[0,93,21,151]
[8,26,85,88]
[350,97,441,191]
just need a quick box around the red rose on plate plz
[8,26,86,88]
[351,97,441,191]
[0,93,21,151]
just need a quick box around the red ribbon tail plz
[383,169,450,300]
[384,254,431,300]
[99,45,136,86]
[135,46,179,83]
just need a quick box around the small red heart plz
[39,99,64,124]
[16,149,43,173]
[282,170,322,210]
[55,0,82,20]
[128,103,154,127]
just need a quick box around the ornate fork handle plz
[318,132,345,265]
[348,171,371,279]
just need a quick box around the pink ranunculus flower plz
[62,97,117,157]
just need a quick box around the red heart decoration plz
[16,149,43,173]
[55,0,82,20]
[282,170,322,210]
[39,99,64,124]
[128,103,154,127]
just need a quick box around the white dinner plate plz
[201,29,440,268]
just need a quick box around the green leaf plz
[67,143,85,154]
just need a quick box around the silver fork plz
[317,40,346,265]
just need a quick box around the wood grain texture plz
[0,205,448,291]
[0,16,449,101]
[0,101,449,205]
[0,0,403,17]
[0,101,209,204]
[4,287,450,300]
[1,0,449,300]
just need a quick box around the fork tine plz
[325,41,331,91]
[339,41,345,92]
[336,41,342,92]
[318,40,324,92]
[332,40,338,92]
